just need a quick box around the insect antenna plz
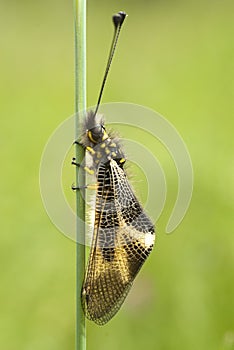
[93,11,127,118]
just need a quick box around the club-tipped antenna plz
[93,11,127,118]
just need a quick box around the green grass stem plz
[74,0,86,349]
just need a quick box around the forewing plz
[81,160,155,325]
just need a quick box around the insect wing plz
[81,160,155,325]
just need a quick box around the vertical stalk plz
[74,0,86,349]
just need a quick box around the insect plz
[73,11,155,325]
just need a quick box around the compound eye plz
[88,125,105,143]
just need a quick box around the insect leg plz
[73,140,96,156]
[72,183,97,191]
[72,158,95,175]
[71,183,88,191]
[73,140,85,147]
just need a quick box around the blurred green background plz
[1,0,233,349]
